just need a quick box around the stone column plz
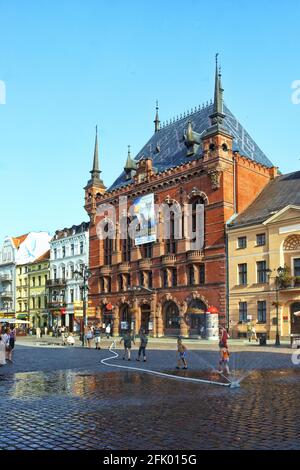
[150,293,157,337]
[156,303,164,337]
[180,301,189,337]
[112,305,119,337]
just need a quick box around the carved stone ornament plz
[208,169,221,190]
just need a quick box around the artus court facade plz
[84,60,278,337]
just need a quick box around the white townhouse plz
[48,222,89,331]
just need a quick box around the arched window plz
[104,223,113,265]
[190,196,205,246]
[121,218,132,262]
[165,210,177,254]
[164,301,180,329]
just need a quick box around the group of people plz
[0,324,16,366]
[85,323,112,349]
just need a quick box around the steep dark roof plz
[109,103,274,192]
[53,222,90,241]
[228,171,300,228]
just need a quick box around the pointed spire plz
[91,125,100,176]
[154,100,160,133]
[87,125,105,189]
[209,53,225,126]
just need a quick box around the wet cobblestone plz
[0,346,300,450]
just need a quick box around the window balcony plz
[100,265,112,276]
[0,274,12,282]
[161,255,176,267]
[0,290,13,299]
[187,250,204,263]
[46,278,67,287]
[139,259,151,270]
[118,262,131,274]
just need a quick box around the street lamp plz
[267,266,284,347]
[274,266,284,347]
[73,265,92,346]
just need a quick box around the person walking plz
[120,330,135,361]
[36,326,41,339]
[136,329,148,362]
[251,324,258,342]
[0,333,6,366]
[86,326,93,348]
[4,327,15,363]
[218,347,230,375]
[176,338,188,369]
[44,325,48,336]
[94,323,102,350]
[105,323,111,339]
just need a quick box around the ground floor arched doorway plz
[290,302,300,335]
[140,304,151,334]
[164,301,180,336]
[186,299,207,337]
[119,304,131,333]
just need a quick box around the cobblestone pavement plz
[0,345,300,450]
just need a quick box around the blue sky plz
[0,0,299,242]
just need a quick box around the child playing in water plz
[218,347,230,374]
[176,338,188,369]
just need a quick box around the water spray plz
[100,341,241,389]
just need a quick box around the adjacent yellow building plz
[227,171,300,342]
[27,251,50,328]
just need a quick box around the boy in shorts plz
[176,338,188,369]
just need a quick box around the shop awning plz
[16,314,28,320]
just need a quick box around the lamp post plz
[274,266,284,347]
[74,265,92,347]
[267,266,284,347]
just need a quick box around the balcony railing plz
[0,291,13,298]
[0,274,13,282]
[100,265,112,276]
[118,262,131,273]
[187,250,204,263]
[161,255,176,267]
[139,259,151,270]
[46,278,67,287]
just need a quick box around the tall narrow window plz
[163,270,168,288]
[172,268,177,287]
[238,264,247,285]
[239,302,247,322]
[257,261,267,283]
[191,196,205,245]
[148,271,153,289]
[165,205,177,254]
[257,301,267,323]
[80,241,84,254]
[189,266,195,285]
[294,258,300,277]
[104,224,113,265]
[199,264,205,285]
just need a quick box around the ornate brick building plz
[84,59,278,337]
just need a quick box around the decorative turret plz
[154,100,160,133]
[201,56,233,191]
[124,145,137,180]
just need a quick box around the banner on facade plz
[132,193,156,245]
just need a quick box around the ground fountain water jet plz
[100,342,244,389]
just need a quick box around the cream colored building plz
[227,171,300,342]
